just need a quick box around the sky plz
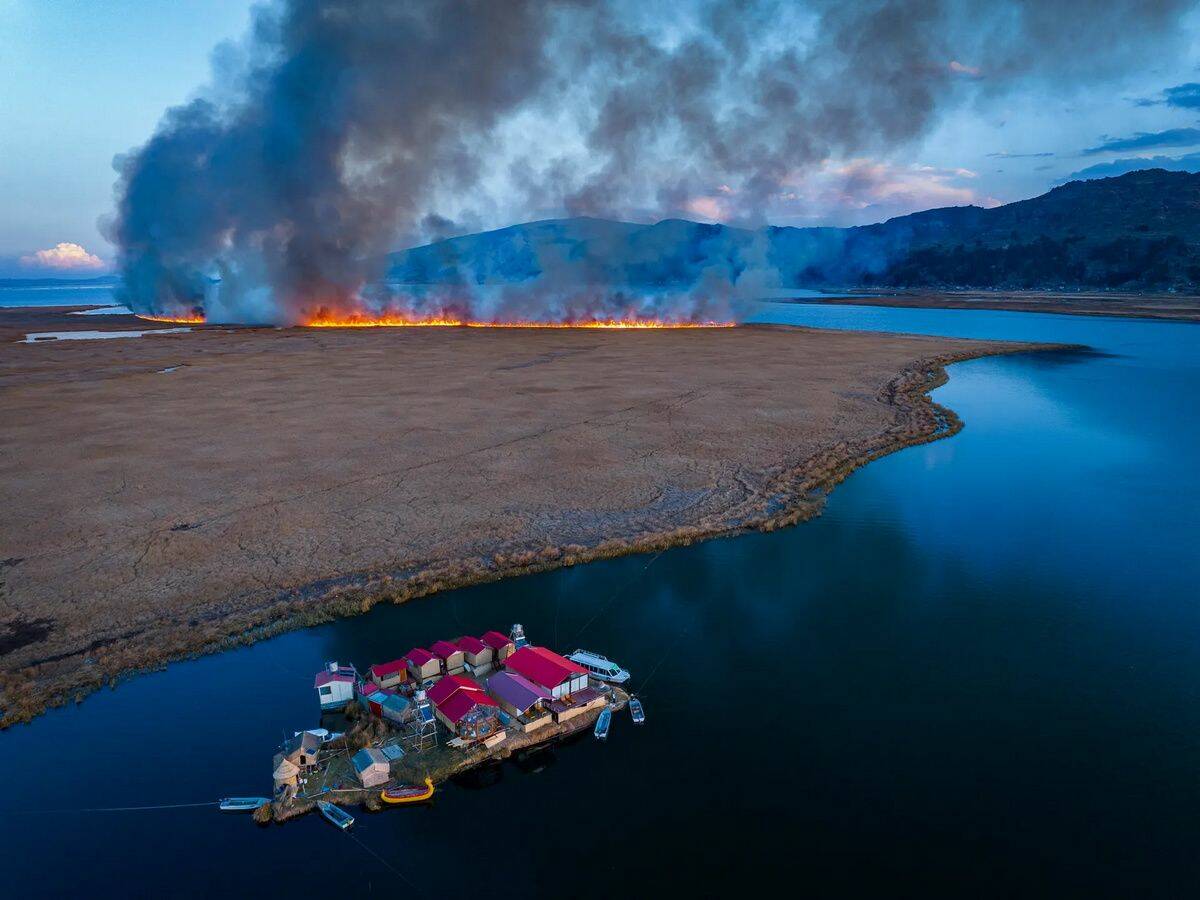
[3,0,1200,278]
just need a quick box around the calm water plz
[0,283,117,307]
[3,304,1198,897]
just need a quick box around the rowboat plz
[629,696,645,724]
[317,800,355,830]
[219,797,270,812]
[594,705,612,740]
[381,776,435,804]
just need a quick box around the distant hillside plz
[390,169,1200,292]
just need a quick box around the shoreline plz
[802,290,1200,323]
[0,335,1072,726]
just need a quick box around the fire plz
[301,313,734,329]
[136,312,735,329]
[136,313,207,324]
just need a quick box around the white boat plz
[629,696,645,724]
[594,706,612,740]
[317,800,355,830]
[219,797,270,812]
[569,649,630,685]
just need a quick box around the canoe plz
[380,776,435,805]
[219,797,269,812]
[594,706,612,740]
[629,697,645,724]
[317,800,355,830]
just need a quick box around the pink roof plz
[439,689,498,724]
[405,647,435,667]
[314,670,356,688]
[369,659,408,678]
[429,640,463,660]
[456,635,487,655]
[504,646,587,689]
[427,673,484,707]
[481,630,513,650]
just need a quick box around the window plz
[319,686,332,696]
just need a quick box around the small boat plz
[629,696,645,724]
[381,776,435,804]
[594,706,612,740]
[219,797,270,812]
[317,800,355,830]
[568,649,631,685]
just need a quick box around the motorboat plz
[629,696,645,724]
[594,705,612,740]
[380,776,435,804]
[568,649,630,685]
[219,797,270,812]
[317,800,355,830]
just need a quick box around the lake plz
[2,304,1197,897]
[0,282,118,308]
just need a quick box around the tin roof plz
[481,630,513,650]
[313,670,356,688]
[439,689,499,724]
[456,635,487,655]
[369,659,408,678]
[504,646,587,689]
[429,640,462,659]
[428,673,484,707]
[380,743,405,761]
[486,670,551,712]
[351,748,388,773]
[405,647,435,666]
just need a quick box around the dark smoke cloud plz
[108,0,1197,324]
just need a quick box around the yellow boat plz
[380,776,434,804]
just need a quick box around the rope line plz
[569,549,664,646]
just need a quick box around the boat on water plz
[629,696,645,724]
[569,649,631,685]
[381,776,435,804]
[594,706,612,740]
[317,800,355,830]
[219,797,270,813]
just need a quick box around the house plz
[405,647,441,686]
[430,639,466,675]
[456,635,494,675]
[481,630,516,663]
[366,659,409,690]
[380,693,413,725]
[351,747,390,788]
[282,730,323,772]
[428,673,502,742]
[503,646,589,699]
[486,670,553,732]
[272,753,299,793]
[364,689,391,718]
[314,662,358,711]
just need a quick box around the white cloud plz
[19,242,105,271]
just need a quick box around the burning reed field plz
[0,309,1051,724]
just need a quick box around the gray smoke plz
[107,0,1195,324]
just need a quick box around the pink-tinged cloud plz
[19,242,105,271]
[685,195,727,221]
[948,60,982,77]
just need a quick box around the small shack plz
[430,640,466,675]
[351,747,390,788]
[381,693,413,725]
[456,635,494,676]
[481,630,516,663]
[366,659,409,691]
[314,663,357,711]
[282,730,323,772]
[272,754,299,793]
[405,647,441,686]
[364,689,391,718]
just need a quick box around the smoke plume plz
[108,0,1196,324]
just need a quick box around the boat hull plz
[381,777,435,804]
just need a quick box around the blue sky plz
[3,0,1200,276]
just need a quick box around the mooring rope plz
[569,548,665,646]
[347,830,422,890]
[37,800,219,813]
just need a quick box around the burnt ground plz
[0,307,1053,723]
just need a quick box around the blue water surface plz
[2,303,1197,897]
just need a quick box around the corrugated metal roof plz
[504,646,587,689]
[486,670,551,712]
[381,744,405,761]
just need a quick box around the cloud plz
[986,151,1054,159]
[1082,127,1200,155]
[19,242,105,271]
[1133,82,1200,109]
[1064,151,1200,181]
[948,60,982,78]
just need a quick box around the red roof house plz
[427,673,483,707]
[405,647,441,683]
[427,673,501,741]
[481,630,516,662]
[367,659,409,690]
[504,646,589,699]
[456,635,494,674]
[430,639,466,674]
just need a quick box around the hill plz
[389,170,1200,292]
